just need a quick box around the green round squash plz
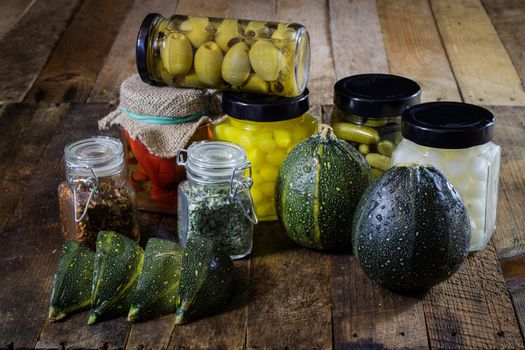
[352,164,471,293]
[275,124,370,251]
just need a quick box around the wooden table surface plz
[1,0,524,349]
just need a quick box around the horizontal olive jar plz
[330,74,421,177]
[213,90,317,221]
[136,13,311,97]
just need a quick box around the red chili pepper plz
[123,132,183,202]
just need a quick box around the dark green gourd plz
[128,238,184,322]
[49,241,95,321]
[88,231,144,324]
[352,164,471,293]
[175,236,234,324]
[275,124,370,250]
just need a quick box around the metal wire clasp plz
[229,162,258,225]
[176,149,187,166]
[67,164,99,223]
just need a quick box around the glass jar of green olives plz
[330,74,421,177]
[136,13,311,97]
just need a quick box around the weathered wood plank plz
[24,0,134,104]
[481,0,525,92]
[501,255,525,336]
[423,241,523,349]
[377,0,461,102]
[0,103,122,349]
[276,0,336,106]
[430,0,525,106]
[89,0,178,103]
[332,255,429,349]
[175,0,229,17]
[486,106,525,259]
[0,0,35,40]
[246,222,332,349]
[228,0,276,20]
[328,0,388,79]
[0,0,82,103]
[0,104,67,231]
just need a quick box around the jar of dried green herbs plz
[177,141,257,259]
[58,136,140,249]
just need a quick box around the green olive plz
[221,42,251,86]
[176,69,206,88]
[249,40,280,81]
[215,19,240,52]
[243,74,269,94]
[179,17,210,48]
[271,23,296,50]
[194,41,224,86]
[160,32,193,75]
[244,21,271,45]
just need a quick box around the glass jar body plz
[58,169,140,249]
[177,179,253,259]
[141,14,310,97]
[212,113,317,220]
[330,107,401,177]
[392,138,501,251]
[121,124,210,214]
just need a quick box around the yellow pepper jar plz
[213,89,317,221]
[330,74,421,178]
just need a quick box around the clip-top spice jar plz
[392,102,501,251]
[58,137,140,248]
[177,141,257,259]
[213,90,317,220]
[136,13,310,97]
[330,74,421,177]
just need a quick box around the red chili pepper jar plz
[99,75,221,214]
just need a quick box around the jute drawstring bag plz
[99,74,223,213]
[99,74,222,158]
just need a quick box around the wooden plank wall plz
[0,0,524,348]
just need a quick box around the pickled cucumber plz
[194,41,224,86]
[221,42,251,86]
[161,33,193,75]
[249,40,281,81]
[359,144,370,155]
[366,153,391,171]
[180,17,211,48]
[215,19,240,52]
[332,122,380,144]
[377,140,394,156]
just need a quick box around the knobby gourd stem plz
[318,123,334,140]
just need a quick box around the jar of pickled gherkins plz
[58,137,140,249]
[330,74,421,177]
[213,90,317,221]
[136,13,311,97]
[392,102,501,252]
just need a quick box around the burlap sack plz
[99,75,223,158]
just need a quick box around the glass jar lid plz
[333,74,421,117]
[136,13,162,85]
[222,89,309,122]
[182,141,248,183]
[64,136,124,177]
[401,101,494,149]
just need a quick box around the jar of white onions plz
[392,102,501,252]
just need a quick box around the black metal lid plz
[333,74,421,117]
[401,102,494,149]
[222,89,309,122]
[136,13,161,85]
